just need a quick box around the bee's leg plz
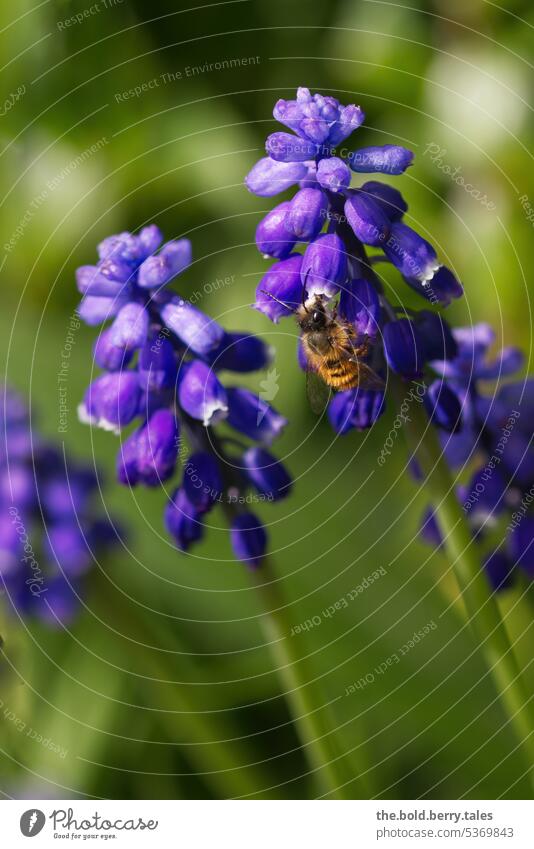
[353,335,371,358]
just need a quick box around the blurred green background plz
[1,0,533,799]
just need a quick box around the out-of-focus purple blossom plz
[1,384,119,626]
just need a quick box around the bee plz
[261,288,384,414]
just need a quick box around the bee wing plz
[306,369,332,415]
[347,358,386,391]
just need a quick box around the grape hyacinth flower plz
[245,88,534,778]
[246,88,464,434]
[419,324,534,591]
[76,226,291,568]
[0,384,119,625]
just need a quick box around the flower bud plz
[138,334,177,393]
[165,487,204,551]
[245,157,309,197]
[316,156,351,192]
[178,361,228,426]
[137,239,192,288]
[230,512,267,568]
[383,223,439,283]
[266,132,318,162]
[339,278,380,339]
[344,192,391,246]
[243,447,292,500]
[183,451,222,512]
[93,328,134,371]
[79,371,141,433]
[109,302,149,351]
[160,296,225,357]
[359,180,407,221]
[226,387,287,445]
[383,319,425,379]
[255,201,297,259]
[255,254,304,323]
[423,379,462,432]
[301,233,347,298]
[349,145,414,175]
[328,388,385,434]
[286,188,327,241]
[209,332,272,373]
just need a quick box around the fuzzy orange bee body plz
[296,296,383,395]
[299,320,370,390]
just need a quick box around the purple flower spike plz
[226,387,287,445]
[183,451,222,512]
[266,132,319,162]
[328,388,385,434]
[33,577,80,626]
[165,487,204,552]
[423,380,462,432]
[45,523,92,577]
[138,239,192,289]
[316,157,351,192]
[255,254,304,323]
[255,201,298,259]
[286,188,327,241]
[160,296,225,357]
[230,512,267,569]
[272,90,364,146]
[384,222,439,283]
[93,328,135,371]
[0,515,21,577]
[243,447,292,500]
[383,319,425,379]
[301,233,347,298]
[245,157,309,197]
[349,145,414,175]
[360,181,408,221]
[344,192,391,246]
[79,371,141,433]
[339,278,380,339]
[178,361,228,426]
[109,302,149,351]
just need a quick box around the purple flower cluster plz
[420,326,534,591]
[246,88,464,434]
[0,384,119,625]
[76,226,291,568]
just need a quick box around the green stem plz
[397,379,534,779]
[249,559,351,798]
